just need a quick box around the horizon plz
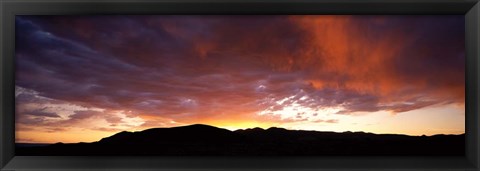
[15,123,466,144]
[15,15,465,144]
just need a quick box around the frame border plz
[1,0,479,170]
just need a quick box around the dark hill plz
[16,124,464,156]
[98,124,242,145]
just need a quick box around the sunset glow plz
[15,15,465,143]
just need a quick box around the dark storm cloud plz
[389,16,465,101]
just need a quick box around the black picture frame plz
[1,0,479,170]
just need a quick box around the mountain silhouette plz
[98,124,241,145]
[16,124,464,156]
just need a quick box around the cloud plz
[68,110,101,120]
[15,86,146,134]
[26,108,61,118]
[15,15,465,136]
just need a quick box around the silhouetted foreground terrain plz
[16,124,464,156]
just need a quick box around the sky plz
[15,15,465,143]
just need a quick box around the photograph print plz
[15,15,465,156]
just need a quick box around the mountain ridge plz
[99,124,464,143]
[16,124,465,156]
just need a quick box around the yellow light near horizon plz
[16,102,465,144]
[16,129,118,143]
[202,120,276,131]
